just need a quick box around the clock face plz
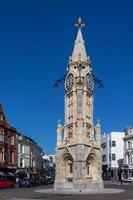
[86,73,94,93]
[65,73,74,91]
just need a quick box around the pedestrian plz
[120,172,123,184]
[16,176,19,187]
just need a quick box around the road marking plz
[11,198,46,200]
[11,198,34,200]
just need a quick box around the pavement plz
[0,181,133,200]
[35,180,133,194]
[35,187,125,194]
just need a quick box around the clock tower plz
[54,18,103,191]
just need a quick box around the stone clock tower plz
[54,18,103,191]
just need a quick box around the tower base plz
[54,180,103,192]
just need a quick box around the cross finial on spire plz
[75,18,85,30]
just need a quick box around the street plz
[0,182,133,200]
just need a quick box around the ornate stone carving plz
[54,19,103,191]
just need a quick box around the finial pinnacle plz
[58,119,61,124]
[75,18,85,30]
[97,119,100,124]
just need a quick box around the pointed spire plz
[71,18,88,62]
[96,119,101,128]
[57,119,62,128]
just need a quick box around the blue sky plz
[0,0,133,154]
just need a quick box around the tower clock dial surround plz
[65,73,74,91]
[86,73,94,93]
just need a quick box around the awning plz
[7,172,15,176]
[4,172,16,176]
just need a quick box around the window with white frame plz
[10,151,14,163]
[101,142,106,149]
[109,154,111,161]
[32,159,36,167]
[31,147,34,156]
[112,141,116,147]
[112,154,116,161]
[20,144,24,154]
[102,155,106,162]
[128,141,131,149]
[20,157,24,167]
[11,136,14,145]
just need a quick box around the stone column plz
[57,121,63,147]
[95,120,101,147]
[75,144,85,179]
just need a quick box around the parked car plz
[39,176,48,185]
[0,180,15,189]
[46,174,55,184]
[18,178,40,187]
[0,176,15,189]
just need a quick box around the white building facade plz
[124,127,133,165]
[101,132,124,177]
[17,134,43,176]
[42,154,56,169]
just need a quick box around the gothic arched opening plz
[86,153,98,181]
[62,153,74,182]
